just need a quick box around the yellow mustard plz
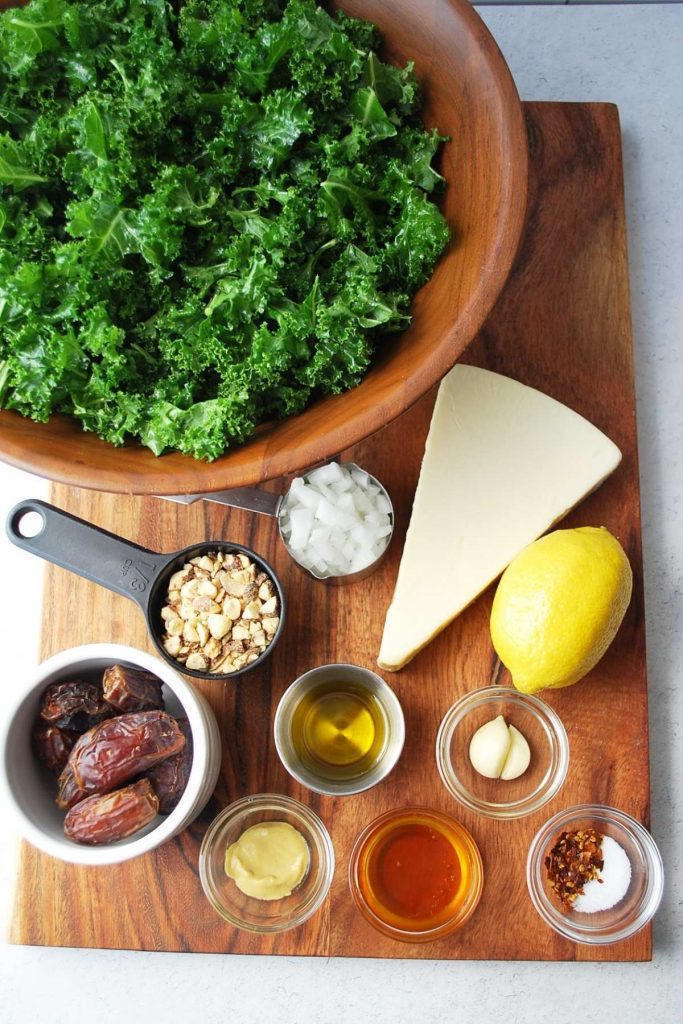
[224,821,310,900]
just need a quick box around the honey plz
[351,808,483,938]
[289,679,388,783]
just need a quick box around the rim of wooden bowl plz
[0,0,528,494]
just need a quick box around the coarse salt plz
[573,835,632,913]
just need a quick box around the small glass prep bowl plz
[348,807,484,942]
[527,804,664,945]
[199,793,334,933]
[436,686,569,819]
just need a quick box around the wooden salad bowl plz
[0,0,528,494]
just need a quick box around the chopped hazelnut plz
[160,551,279,676]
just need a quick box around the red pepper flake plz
[545,828,604,908]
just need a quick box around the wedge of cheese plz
[378,365,622,671]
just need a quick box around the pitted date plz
[147,718,193,814]
[103,665,164,713]
[63,778,159,844]
[40,679,113,732]
[63,710,185,797]
[33,722,77,774]
[56,762,88,810]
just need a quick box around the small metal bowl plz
[274,663,405,796]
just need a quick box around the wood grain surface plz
[8,102,650,961]
[0,0,528,494]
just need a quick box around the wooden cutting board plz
[8,102,650,961]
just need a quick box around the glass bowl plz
[436,686,569,819]
[348,807,484,942]
[527,804,664,945]
[199,793,334,933]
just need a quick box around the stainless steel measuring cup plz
[165,462,394,584]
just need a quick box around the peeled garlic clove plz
[500,724,531,780]
[469,715,511,778]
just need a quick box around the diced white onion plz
[307,462,345,487]
[373,523,393,539]
[290,484,321,510]
[279,462,393,577]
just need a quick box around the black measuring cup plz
[6,499,286,681]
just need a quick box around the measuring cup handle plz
[6,499,161,612]
[203,487,281,517]
[164,487,281,517]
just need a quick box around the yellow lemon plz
[490,527,632,694]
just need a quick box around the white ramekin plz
[0,643,221,865]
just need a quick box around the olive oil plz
[290,680,388,782]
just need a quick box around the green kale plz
[0,0,450,460]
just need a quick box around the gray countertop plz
[0,5,681,1022]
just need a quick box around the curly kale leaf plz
[0,0,450,460]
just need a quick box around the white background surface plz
[1,5,682,1022]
